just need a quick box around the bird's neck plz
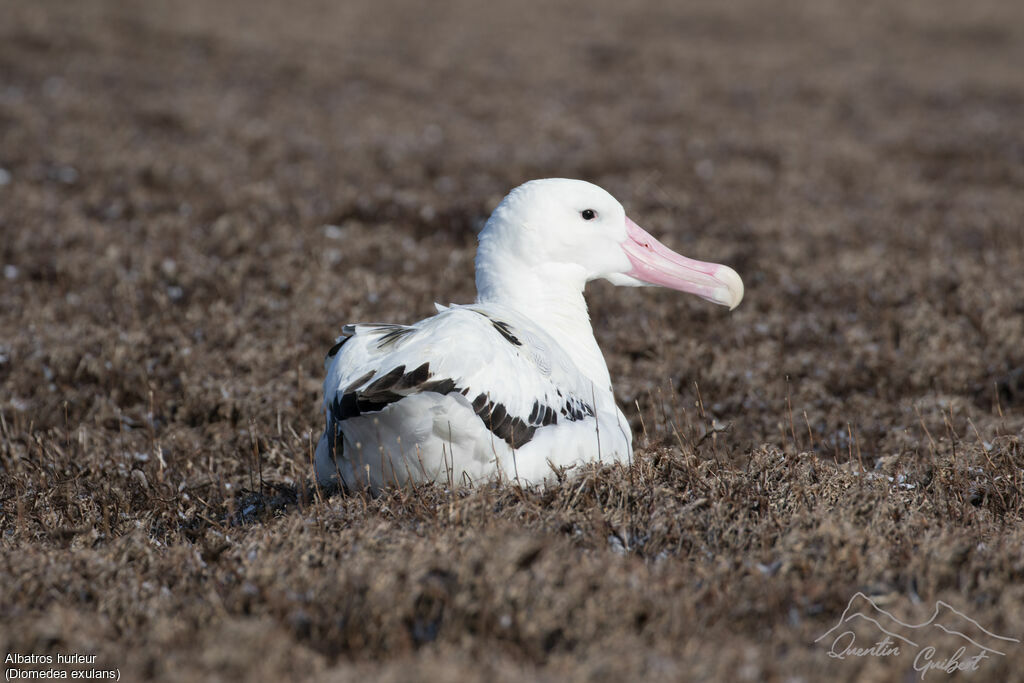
[475,255,613,392]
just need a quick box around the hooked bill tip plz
[714,265,744,310]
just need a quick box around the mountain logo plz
[815,592,1019,677]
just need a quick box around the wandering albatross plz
[315,178,743,489]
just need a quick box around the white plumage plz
[315,179,743,489]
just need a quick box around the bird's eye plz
[581,209,597,221]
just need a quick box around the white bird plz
[315,178,743,489]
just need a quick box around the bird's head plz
[477,178,744,309]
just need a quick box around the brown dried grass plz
[2,0,1024,680]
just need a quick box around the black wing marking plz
[560,395,596,421]
[489,319,521,346]
[464,391,591,449]
[468,308,523,347]
[328,362,595,450]
[373,324,416,350]
[329,324,417,358]
[469,393,534,448]
[327,335,351,359]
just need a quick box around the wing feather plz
[323,305,596,449]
